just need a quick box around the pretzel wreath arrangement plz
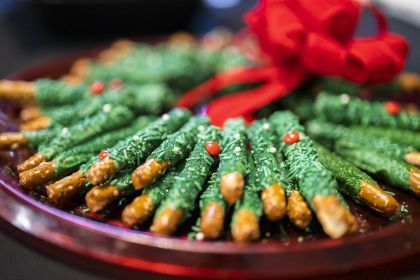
[0,0,419,242]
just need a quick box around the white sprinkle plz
[173,146,180,153]
[196,232,205,241]
[61,127,69,134]
[263,123,270,130]
[234,133,240,139]
[133,135,140,141]
[198,125,206,132]
[234,146,241,153]
[102,103,112,112]
[270,147,277,153]
[162,113,170,121]
[340,93,350,104]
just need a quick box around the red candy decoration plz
[385,101,400,115]
[90,81,105,95]
[99,150,110,160]
[109,78,123,90]
[283,131,300,145]
[205,141,221,156]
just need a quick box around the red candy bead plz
[205,141,221,156]
[283,131,300,145]
[90,81,105,95]
[109,78,123,90]
[99,150,110,160]
[385,101,400,115]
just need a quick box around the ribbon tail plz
[206,69,305,126]
[175,66,276,108]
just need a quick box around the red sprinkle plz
[90,81,105,95]
[109,78,123,90]
[283,131,300,145]
[385,101,400,115]
[205,141,221,156]
[99,150,110,160]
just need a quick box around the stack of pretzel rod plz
[0,32,419,242]
[2,93,418,241]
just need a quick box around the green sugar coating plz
[79,108,191,174]
[314,92,420,130]
[52,117,154,177]
[108,171,136,196]
[43,84,172,127]
[314,143,376,203]
[56,116,154,156]
[269,111,344,209]
[156,126,221,223]
[39,105,135,160]
[199,170,227,213]
[219,118,248,177]
[248,119,287,190]
[54,152,94,178]
[22,125,62,149]
[306,119,415,159]
[148,116,210,163]
[144,165,182,206]
[273,145,297,196]
[335,139,415,192]
[86,43,248,93]
[351,126,420,150]
[232,169,263,224]
[34,79,89,108]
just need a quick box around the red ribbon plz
[176,0,408,126]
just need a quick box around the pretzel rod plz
[336,139,420,196]
[315,143,399,215]
[248,120,287,221]
[122,166,180,226]
[199,171,227,240]
[219,118,248,205]
[307,120,420,167]
[132,116,209,190]
[151,126,221,236]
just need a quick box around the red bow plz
[177,0,408,126]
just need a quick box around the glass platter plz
[0,46,420,279]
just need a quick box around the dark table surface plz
[0,1,420,279]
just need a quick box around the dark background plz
[0,0,419,279]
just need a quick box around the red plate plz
[1,49,420,279]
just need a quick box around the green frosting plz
[335,139,415,192]
[248,119,288,191]
[232,169,263,224]
[351,126,420,150]
[306,119,415,160]
[43,84,171,127]
[79,108,190,174]
[109,171,136,196]
[144,165,182,206]
[269,111,344,209]
[55,152,93,178]
[314,78,362,96]
[39,105,134,160]
[315,92,420,130]
[199,170,227,213]
[315,143,376,203]
[52,117,154,177]
[148,116,210,163]
[156,126,221,223]
[22,125,62,149]
[219,118,248,177]
[34,79,89,108]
